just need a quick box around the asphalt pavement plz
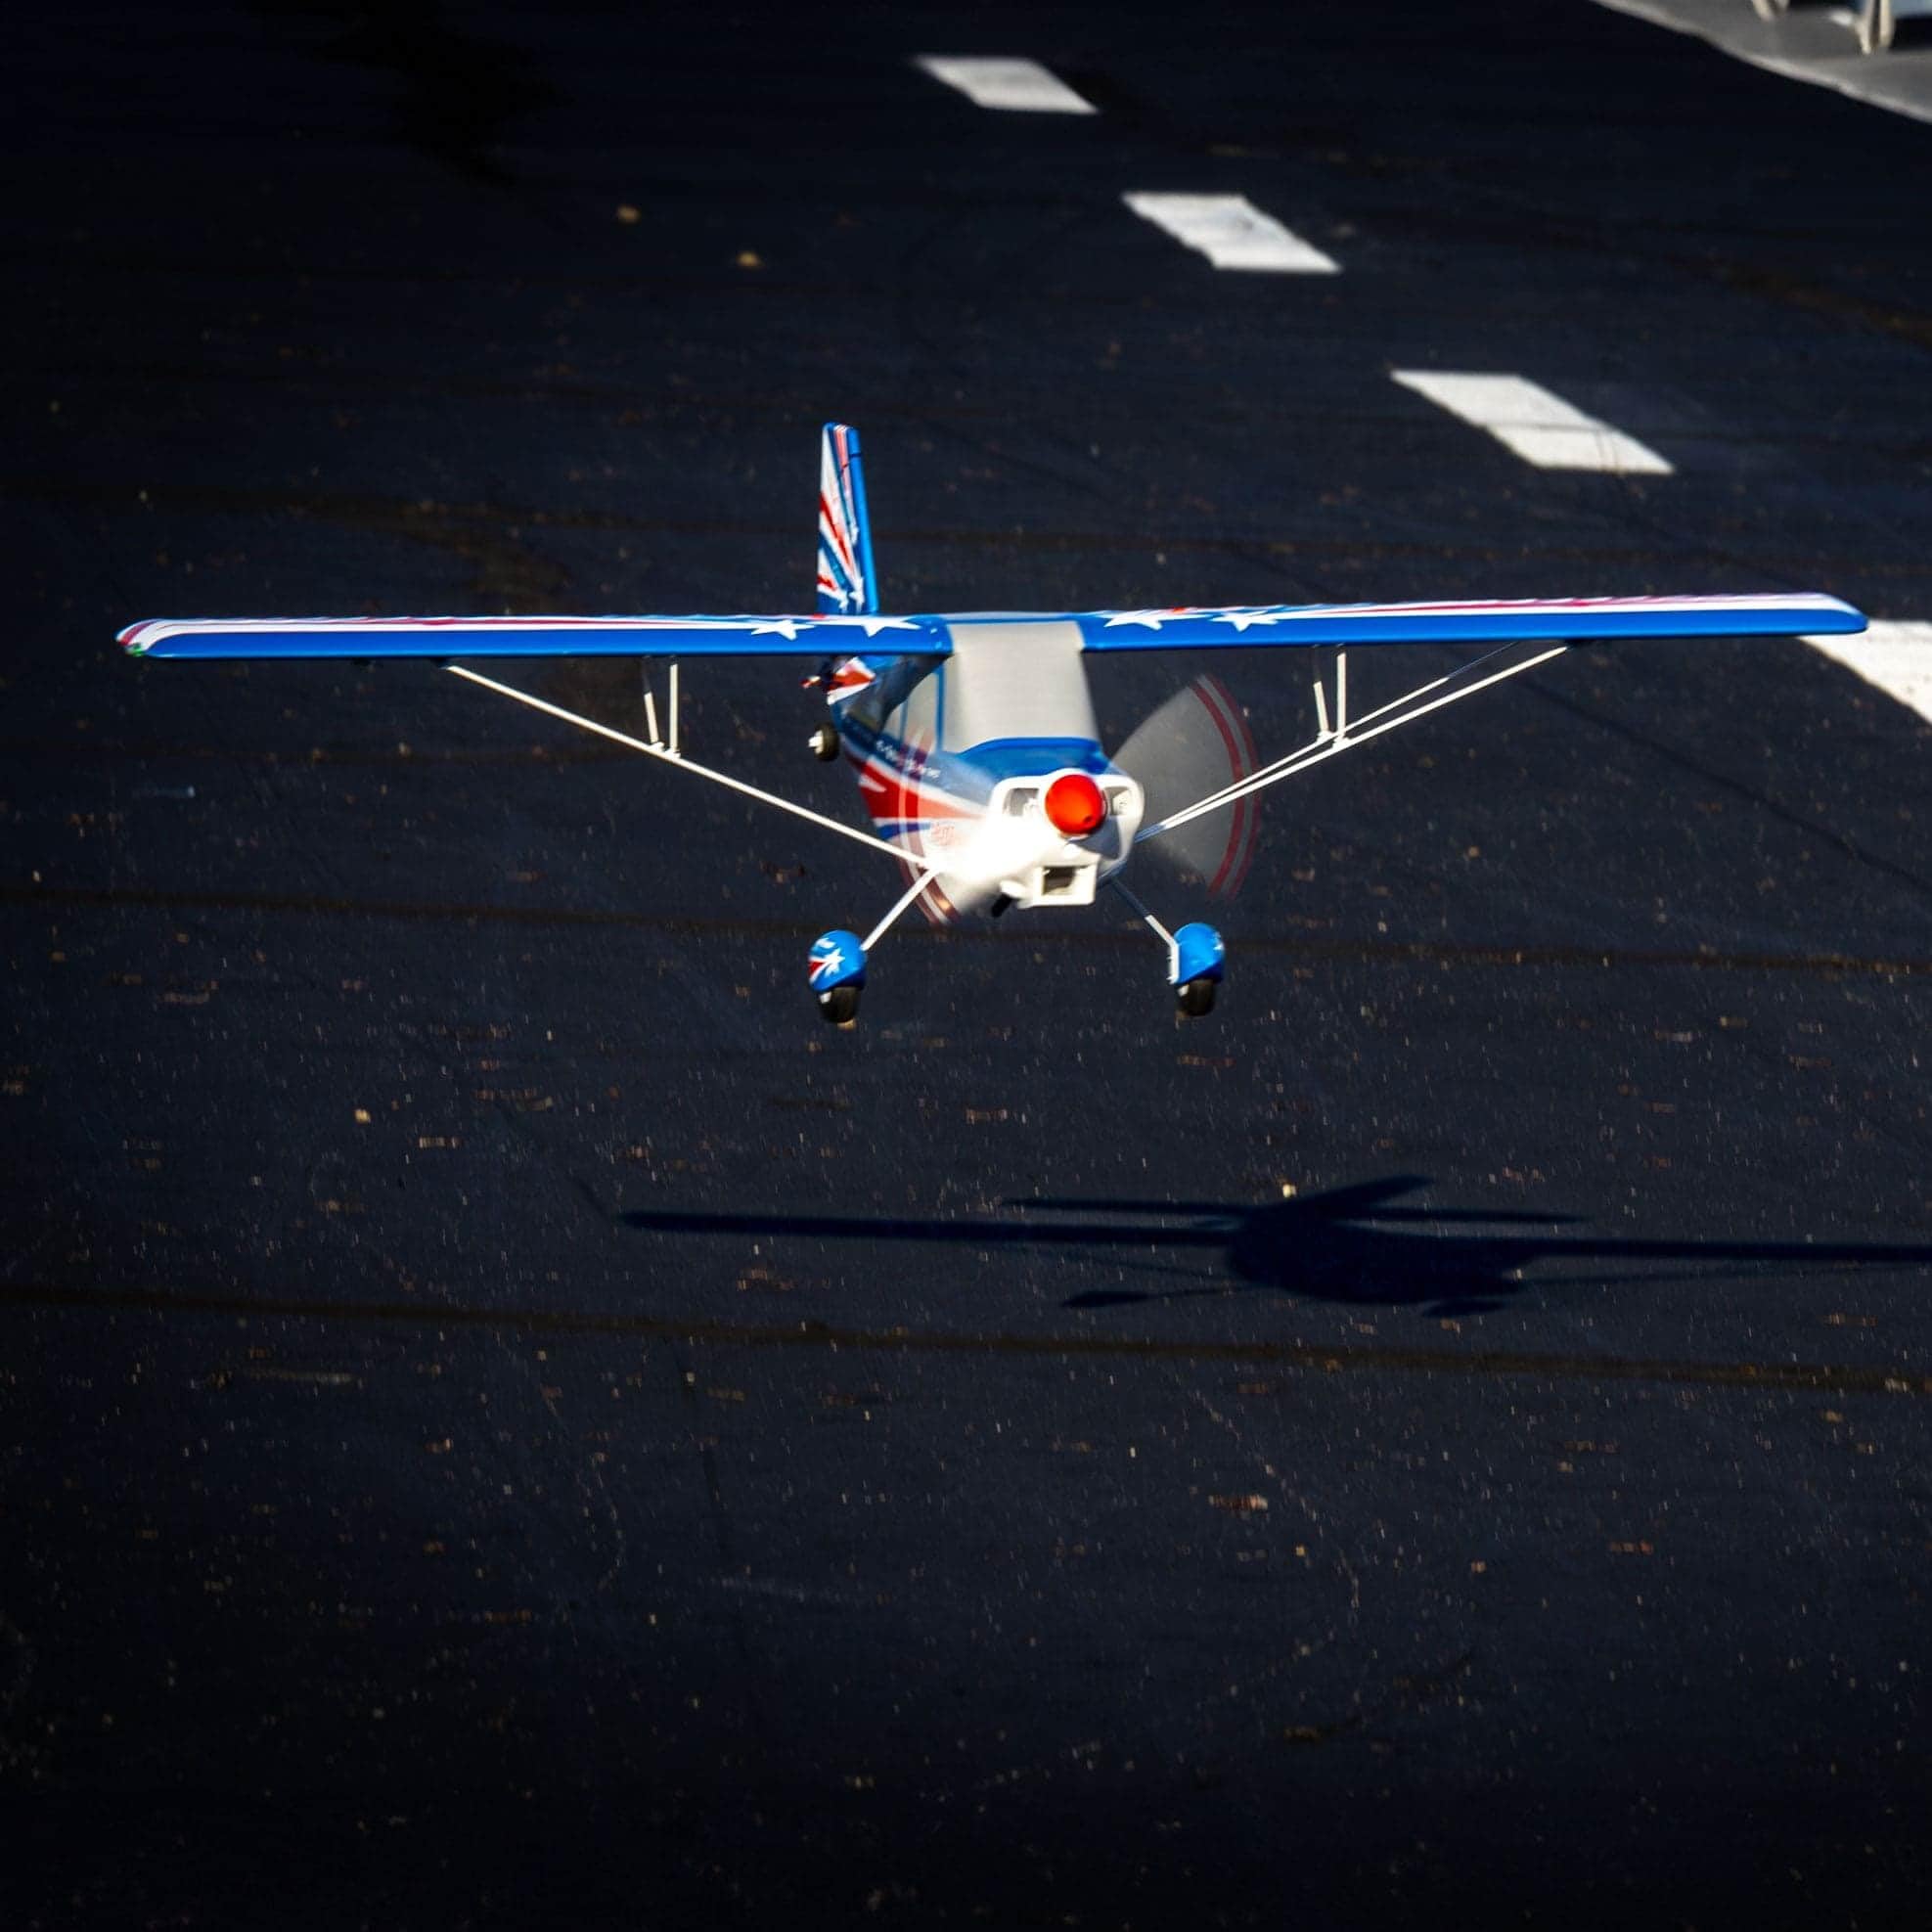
[4,3,1930,1926]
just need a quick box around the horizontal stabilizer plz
[119,613,946,659]
[1073,593,1865,651]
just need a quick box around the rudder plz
[817,423,878,616]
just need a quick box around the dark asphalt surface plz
[5,4,1931,1925]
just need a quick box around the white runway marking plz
[1804,621,1932,728]
[1121,193,1340,273]
[1391,372,1675,474]
[914,56,1097,113]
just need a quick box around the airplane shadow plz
[622,1177,1932,1319]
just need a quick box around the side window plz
[898,663,942,754]
[839,681,885,736]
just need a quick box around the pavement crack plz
[499,1333,628,1595]
[1187,1383,1363,1619]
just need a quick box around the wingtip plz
[1808,594,1868,635]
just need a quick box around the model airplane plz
[122,423,1865,1023]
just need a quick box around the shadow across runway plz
[624,1176,1932,1319]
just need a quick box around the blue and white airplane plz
[122,423,1865,1023]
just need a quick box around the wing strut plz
[445,663,906,862]
[1140,638,1568,845]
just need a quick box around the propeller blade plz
[1114,674,1259,897]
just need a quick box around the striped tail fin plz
[817,422,878,616]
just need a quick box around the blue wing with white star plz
[1073,593,1865,650]
[119,613,947,658]
[120,594,1865,661]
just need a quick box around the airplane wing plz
[1074,592,1865,651]
[1130,589,1866,849]
[118,613,951,658]
[121,595,1865,658]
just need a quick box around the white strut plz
[862,868,943,953]
[642,663,662,748]
[445,663,907,861]
[1107,876,1181,984]
[1141,638,1568,844]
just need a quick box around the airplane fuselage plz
[828,617,1145,921]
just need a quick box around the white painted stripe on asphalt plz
[1391,372,1675,474]
[1804,621,1932,728]
[914,56,1097,113]
[1121,193,1340,273]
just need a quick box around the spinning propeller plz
[1112,673,1260,897]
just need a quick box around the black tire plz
[809,725,840,762]
[1176,977,1217,1018]
[817,983,861,1026]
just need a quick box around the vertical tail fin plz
[817,423,878,616]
